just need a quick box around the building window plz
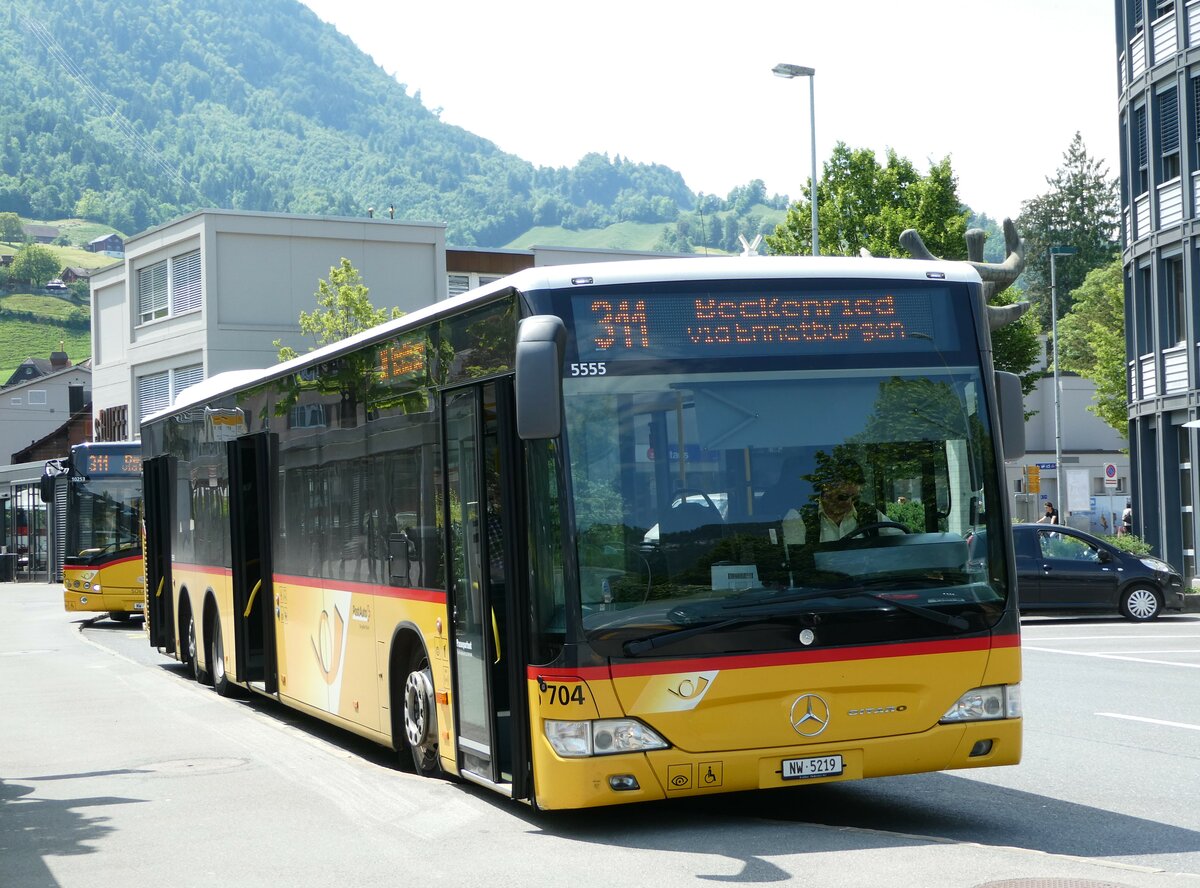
[137,371,170,420]
[1181,424,1194,578]
[137,364,205,422]
[1192,77,1200,171]
[1165,254,1185,344]
[1092,476,1129,494]
[1131,0,1144,34]
[1137,263,1154,353]
[27,390,47,406]
[1134,104,1149,196]
[137,261,168,324]
[171,250,202,315]
[447,272,504,297]
[173,364,204,400]
[137,249,202,325]
[1157,86,1180,182]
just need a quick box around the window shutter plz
[448,274,471,297]
[1138,106,1148,164]
[171,250,202,314]
[172,364,205,401]
[1159,87,1179,153]
[138,261,168,323]
[1193,79,1200,146]
[137,371,170,420]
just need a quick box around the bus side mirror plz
[516,315,567,440]
[39,474,55,504]
[994,371,1026,461]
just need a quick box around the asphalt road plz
[4,581,1199,888]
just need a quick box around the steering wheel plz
[842,521,910,539]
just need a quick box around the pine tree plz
[1015,133,1120,329]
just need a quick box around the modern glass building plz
[1116,0,1200,581]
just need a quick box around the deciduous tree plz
[1056,259,1127,435]
[9,243,59,287]
[275,258,401,361]
[1015,133,1120,329]
[0,212,24,243]
[765,143,969,259]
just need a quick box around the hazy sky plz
[300,0,1118,222]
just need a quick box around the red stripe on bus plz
[84,553,142,568]
[528,634,1021,681]
[170,564,445,604]
[273,573,446,603]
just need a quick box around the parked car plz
[970,523,1185,620]
[44,278,67,292]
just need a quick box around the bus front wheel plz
[402,650,440,777]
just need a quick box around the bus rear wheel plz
[402,650,439,776]
[108,611,131,623]
[185,611,209,684]
[211,617,234,697]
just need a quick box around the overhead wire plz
[17,10,203,202]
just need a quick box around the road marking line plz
[1096,712,1200,732]
[1025,634,1200,641]
[1073,648,1200,654]
[1022,645,1200,668]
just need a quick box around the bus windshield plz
[558,283,1008,659]
[67,476,141,557]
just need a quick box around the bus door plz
[443,380,531,796]
[143,455,175,651]
[227,433,278,693]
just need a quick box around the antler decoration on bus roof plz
[899,217,1030,331]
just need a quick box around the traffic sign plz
[1104,463,1118,488]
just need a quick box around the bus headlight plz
[544,718,669,757]
[940,684,1021,723]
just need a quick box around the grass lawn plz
[0,320,90,381]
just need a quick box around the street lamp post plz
[772,63,818,256]
[1049,245,1078,509]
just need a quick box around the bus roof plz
[142,254,982,428]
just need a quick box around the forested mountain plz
[0,0,783,248]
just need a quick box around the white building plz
[0,358,90,464]
[1007,339,1129,533]
[89,210,447,440]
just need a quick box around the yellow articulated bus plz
[43,442,145,622]
[141,256,1026,810]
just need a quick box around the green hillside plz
[0,308,91,382]
[0,0,788,250]
[507,222,673,252]
[506,204,788,254]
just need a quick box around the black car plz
[970,523,1185,621]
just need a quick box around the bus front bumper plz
[530,717,1021,810]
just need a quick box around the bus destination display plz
[86,452,142,476]
[571,289,948,362]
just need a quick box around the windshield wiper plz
[623,616,763,657]
[721,584,970,631]
[621,582,972,656]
